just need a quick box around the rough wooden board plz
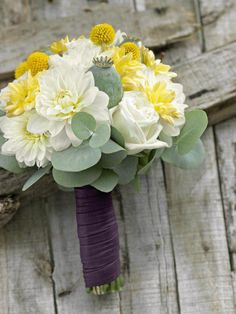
[0,196,55,314]
[214,117,236,303]
[151,0,202,66]
[118,162,179,314]
[0,0,31,27]
[0,3,197,76]
[173,41,236,125]
[164,127,236,313]
[200,0,236,51]
[45,190,121,314]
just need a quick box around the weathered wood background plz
[0,0,236,313]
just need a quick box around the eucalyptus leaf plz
[51,143,101,172]
[71,112,96,140]
[91,169,118,192]
[114,156,138,184]
[57,185,74,192]
[89,124,111,148]
[101,139,125,154]
[0,134,5,146]
[100,150,127,169]
[52,165,102,188]
[162,139,205,169]
[22,164,52,191]
[138,148,164,175]
[111,126,125,147]
[0,154,25,174]
[176,110,208,155]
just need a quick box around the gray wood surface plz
[0,0,236,313]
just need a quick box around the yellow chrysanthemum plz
[15,61,28,79]
[112,47,143,91]
[141,46,176,77]
[142,81,180,124]
[27,52,49,76]
[120,42,141,61]
[50,36,70,54]
[90,23,115,46]
[3,72,39,117]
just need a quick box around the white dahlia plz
[49,37,101,71]
[0,112,52,167]
[28,63,109,151]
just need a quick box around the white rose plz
[110,91,168,155]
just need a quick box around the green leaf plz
[162,139,205,169]
[57,185,74,192]
[71,112,96,140]
[89,124,111,148]
[111,126,125,147]
[100,150,127,169]
[91,169,118,192]
[22,164,52,191]
[176,110,208,155]
[52,165,102,188]
[51,143,101,172]
[113,156,138,184]
[138,148,164,175]
[0,110,5,117]
[0,134,5,146]
[101,139,125,154]
[0,154,25,174]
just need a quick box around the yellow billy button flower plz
[3,72,39,117]
[142,81,180,124]
[120,42,141,61]
[90,23,115,46]
[27,52,49,76]
[15,61,28,79]
[50,36,69,54]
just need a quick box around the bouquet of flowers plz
[0,23,208,295]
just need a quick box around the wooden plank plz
[164,127,236,313]
[118,162,179,313]
[199,0,236,51]
[0,3,197,76]
[149,0,202,65]
[0,0,31,27]
[214,117,236,304]
[0,196,56,314]
[174,41,236,125]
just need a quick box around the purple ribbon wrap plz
[75,186,121,288]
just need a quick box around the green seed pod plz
[89,57,123,109]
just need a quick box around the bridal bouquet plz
[0,23,207,295]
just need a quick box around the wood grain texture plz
[215,117,236,304]
[200,0,236,51]
[0,196,55,314]
[0,3,197,76]
[174,41,236,125]
[164,127,236,313]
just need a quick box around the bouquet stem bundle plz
[75,186,123,295]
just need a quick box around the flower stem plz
[86,275,124,295]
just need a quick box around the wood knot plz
[0,195,20,228]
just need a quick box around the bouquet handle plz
[75,186,123,295]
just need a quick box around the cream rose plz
[110,91,168,155]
